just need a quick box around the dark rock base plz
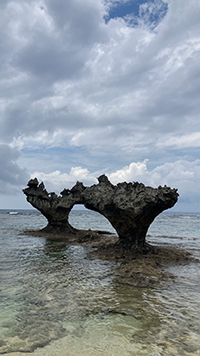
[21,228,194,288]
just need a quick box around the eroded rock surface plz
[23,175,178,249]
[23,178,82,233]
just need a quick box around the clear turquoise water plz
[0,209,200,355]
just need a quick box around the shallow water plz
[0,209,200,355]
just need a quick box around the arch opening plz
[69,204,117,235]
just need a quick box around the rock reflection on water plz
[0,235,200,355]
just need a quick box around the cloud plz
[0,0,200,210]
[157,132,200,149]
[1,0,199,148]
[108,160,200,199]
[31,167,97,193]
[11,0,108,84]
[0,144,29,194]
[108,160,149,183]
[29,159,200,203]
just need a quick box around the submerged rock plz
[23,175,178,251]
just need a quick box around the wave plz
[147,234,184,240]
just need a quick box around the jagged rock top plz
[27,178,39,188]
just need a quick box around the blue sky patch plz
[105,0,168,28]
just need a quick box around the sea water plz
[0,209,200,356]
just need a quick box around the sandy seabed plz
[3,322,200,356]
[2,229,199,356]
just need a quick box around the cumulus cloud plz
[28,159,200,211]
[108,160,149,183]
[31,167,97,193]
[109,160,200,198]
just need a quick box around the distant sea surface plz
[0,209,200,356]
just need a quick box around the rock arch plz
[23,175,178,249]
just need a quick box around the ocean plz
[0,209,200,356]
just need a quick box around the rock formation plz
[23,178,82,233]
[23,175,178,249]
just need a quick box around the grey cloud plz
[0,145,29,194]
[46,0,107,45]
[0,101,30,142]
[0,0,9,8]
[13,0,108,83]
[14,39,85,82]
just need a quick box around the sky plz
[0,0,200,211]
